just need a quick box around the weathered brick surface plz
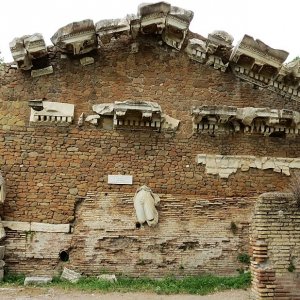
[251,193,300,300]
[0,36,300,276]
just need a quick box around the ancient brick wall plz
[251,193,300,300]
[0,36,300,277]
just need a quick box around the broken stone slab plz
[0,260,5,268]
[2,220,31,231]
[30,222,71,233]
[85,114,101,125]
[31,66,53,78]
[51,19,97,55]
[24,276,52,285]
[24,33,47,59]
[97,274,117,282]
[95,18,130,44]
[0,246,5,260]
[80,57,94,66]
[61,267,82,283]
[9,36,32,70]
[161,114,180,131]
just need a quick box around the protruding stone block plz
[24,276,52,285]
[9,36,32,70]
[24,33,47,59]
[230,34,289,86]
[51,19,97,55]
[80,57,94,66]
[138,2,171,35]
[31,66,53,78]
[95,18,130,44]
[162,6,193,50]
[29,101,74,124]
[61,267,82,283]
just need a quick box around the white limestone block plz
[97,274,117,282]
[61,267,82,283]
[30,222,70,233]
[24,276,52,285]
[2,221,30,231]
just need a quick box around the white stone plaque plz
[108,175,133,185]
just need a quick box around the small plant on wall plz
[237,253,251,265]
[230,221,238,234]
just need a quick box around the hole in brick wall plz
[269,131,286,138]
[59,250,69,262]
[135,222,141,229]
[105,192,108,196]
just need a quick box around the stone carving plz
[162,6,193,50]
[80,57,94,66]
[138,2,171,35]
[271,58,300,100]
[0,173,6,204]
[134,2,193,50]
[185,38,207,63]
[186,30,233,72]
[133,185,160,226]
[10,33,52,76]
[51,19,97,55]
[31,66,53,78]
[24,33,48,59]
[29,100,74,123]
[196,154,300,178]
[87,100,180,131]
[61,267,82,283]
[192,105,300,135]
[95,18,130,44]
[230,34,289,86]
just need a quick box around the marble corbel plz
[271,58,300,100]
[10,34,53,76]
[138,2,171,35]
[162,6,194,50]
[230,34,288,87]
[95,18,130,44]
[9,36,33,70]
[205,30,234,72]
[51,19,97,55]
[29,100,74,124]
[185,38,207,63]
[133,185,160,226]
[192,105,238,133]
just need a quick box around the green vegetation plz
[288,261,296,273]
[237,253,251,265]
[0,273,251,295]
[230,221,238,234]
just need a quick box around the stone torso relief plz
[133,185,160,227]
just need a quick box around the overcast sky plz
[0,0,299,62]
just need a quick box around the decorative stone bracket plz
[196,154,300,178]
[192,105,300,136]
[86,100,180,131]
[29,100,74,124]
[9,33,53,76]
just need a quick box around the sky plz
[0,0,299,62]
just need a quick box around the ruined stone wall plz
[251,193,300,300]
[1,37,300,276]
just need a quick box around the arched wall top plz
[6,1,300,102]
